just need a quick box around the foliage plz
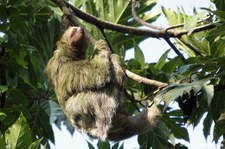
[0,0,225,149]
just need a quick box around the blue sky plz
[50,1,219,149]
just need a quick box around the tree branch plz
[125,70,168,88]
[65,1,217,38]
[164,38,186,62]
[178,37,206,57]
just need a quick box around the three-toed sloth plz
[45,26,160,141]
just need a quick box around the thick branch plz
[65,1,217,38]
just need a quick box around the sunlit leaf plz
[0,85,8,93]
[184,11,207,35]
[202,84,214,106]
[5,113,32,149]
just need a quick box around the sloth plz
[45,26,160,141]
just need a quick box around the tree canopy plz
[0,0,225,149]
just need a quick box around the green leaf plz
[0,112,7,121]
[184,11,207,35]
[15,49,28,69]
[133,40,145,67]
[97,140,110,149]
[28,138,43,149]
[162,7,185,25]
[163,110,189,141]
[9,89,27,105]
[154,79,212,110]
[95,0,130,23]
[119,143,124,149]
[138,121,170,149]
[213,10,225,22]
[202,83,214,106]
[155,50,170,70]
[0,131,6,149]
[214,112,225,142]
[87,141,95,149]
[111,142,119,149]
[203,113,213,139]
[162,57,183,72]
[212,0,225,11]
[30,104,54,145]
[5,113,32,149]
[0,85,8,93]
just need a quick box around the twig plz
[131,0,165,31]
[178,37,206,57]
[164,38,186,62]
[99,27,114,53]
[165,14,213,31]
[124,89,141,112]
[27,89,50,100]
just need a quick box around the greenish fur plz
[45,26,160,141]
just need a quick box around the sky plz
[50,0,219,149]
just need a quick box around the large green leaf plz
[138,121,171,149]
[162,7,213,57]
[154,79,213,109]
[95,0,130,23]
[30,101,54,145]
[163,110,189,141]
[184,11,208,35]
[5,113,32,149]
[203,113,213,139]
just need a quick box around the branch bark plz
[65,1,217,38]
[125,70,168,88]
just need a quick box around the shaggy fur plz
[45,26,160,141]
